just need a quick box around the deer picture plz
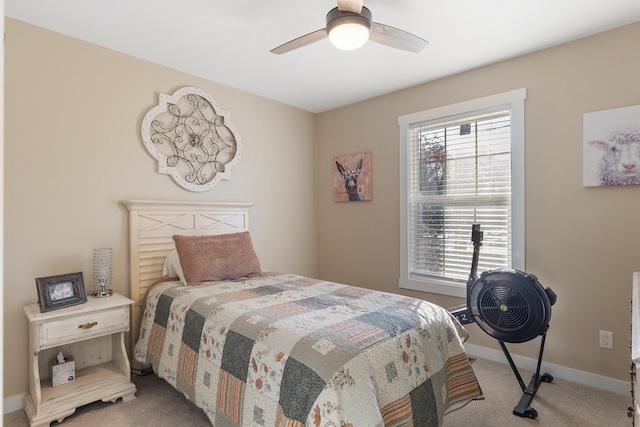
[336,158,363,201]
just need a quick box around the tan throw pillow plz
[173,232,262,285]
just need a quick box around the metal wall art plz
[141,87,242,192]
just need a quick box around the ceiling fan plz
[270,0,428,54]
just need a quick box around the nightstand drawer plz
[39,307,129,349]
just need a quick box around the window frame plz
[398,89,526,297]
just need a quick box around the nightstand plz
[23,293,137,427]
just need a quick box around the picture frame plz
[583,104,640,187]
[333,151,373,202]
[36,272,87,312]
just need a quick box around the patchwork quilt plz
[134,272,483,426]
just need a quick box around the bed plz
[121,200,483,426]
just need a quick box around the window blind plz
[408,110,512,283]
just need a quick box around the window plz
[399,89,526,297]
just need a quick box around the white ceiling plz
[6,0,640,113]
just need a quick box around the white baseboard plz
[4,393,24,414]
[464,343,630,396]
[3,344,630,414]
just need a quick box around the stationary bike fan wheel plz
[468,269,556,343]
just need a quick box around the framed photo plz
[36,272,87,312]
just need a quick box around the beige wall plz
[5,16,640,401]
[4,19,317,397]
[315,22,640,383]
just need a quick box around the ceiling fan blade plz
[337,0,363,13]
[270,29,328,54]
[370,22,428,53]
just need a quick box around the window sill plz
[399,276,467,298]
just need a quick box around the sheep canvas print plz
[333,151,372,201]
[583,104,640,187]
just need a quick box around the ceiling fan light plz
[329,22,370,50]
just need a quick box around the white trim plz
[399,88,527,297]
[400,275,466,298]
[398,88,526,128]
[510,95,526,268]
[464,343,629,396]
[4,393,25,414]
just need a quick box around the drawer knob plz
[78,322,98,329]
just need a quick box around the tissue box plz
[51,357,75,387]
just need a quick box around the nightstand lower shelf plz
[24,361,136,427]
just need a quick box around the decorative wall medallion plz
[141,87,242,192]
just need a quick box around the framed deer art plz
[333,151,372,201]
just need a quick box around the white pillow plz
[162,250,186,285]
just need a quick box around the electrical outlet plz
[600,330,613,349]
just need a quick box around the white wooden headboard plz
[120,200,252,344]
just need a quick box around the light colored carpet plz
[4,357,632,426]
[443,358,631,427]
